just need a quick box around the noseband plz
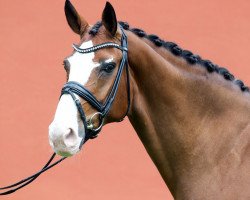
[61,27,130,147]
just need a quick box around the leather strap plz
[61,27,130,145]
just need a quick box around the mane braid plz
[89,21,249,93]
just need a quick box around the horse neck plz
[126,31,250,197]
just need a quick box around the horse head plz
[49,1,130,157]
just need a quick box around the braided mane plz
[89,21,249,93]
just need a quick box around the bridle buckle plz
[87,112,104,132]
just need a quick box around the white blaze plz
[49,40,98,155]
[68,41,99,85]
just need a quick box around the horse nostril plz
[64,128,77,147]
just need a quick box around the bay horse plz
[49,1,250,199]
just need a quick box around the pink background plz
[0,0,249,199]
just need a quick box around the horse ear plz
[102,2,118,37]
[64,0,88,35]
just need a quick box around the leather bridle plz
[61,26,130,148]
[0,26,130,195]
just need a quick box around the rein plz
[0,153,65,195]
[0,27,129,195]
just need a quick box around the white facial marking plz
[68,41,99,85]
[49,40,98,156]
[49,94,84,155]
[49,39,116,156]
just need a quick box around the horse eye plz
[101,62,116,73]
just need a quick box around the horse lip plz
[56,147,79,157]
